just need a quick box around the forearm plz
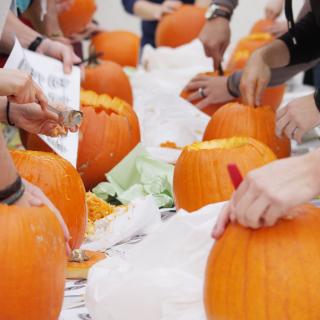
[0,129,18,190]
[0,12,41,53]
[297,0,311,21]
[133,1,162,20]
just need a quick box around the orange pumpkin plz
[82,58,133,106]
[0,204,66,319]
[250,18,274,33]
[181,72,285,115]
[155,5,206,48]
[173,137,276,212]
[11,150,87,250]
[91,31,140,67]
[20,91,141,191]
[205,204,320,320]
[203,103,291,158]
[58,0,96,37]
[78,90,140,190]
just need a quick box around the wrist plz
[35,38,52,54]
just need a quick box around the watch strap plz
[28,36,45,52]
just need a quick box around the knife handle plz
[227,164,243,190]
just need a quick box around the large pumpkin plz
[250,18,274,33]
[78,90,140,190]
[181,72,285,115]
[11,150,87,250]
[155,5,206,48]
[0,204,66,319]
[58,0,96,36]
[82,58,133,106]
[91,31,140,67]
[205,204,320,319]
[21,91,141,191]
[203,103,291,158]
[173,137,276,212]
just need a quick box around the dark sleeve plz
[279,12,320,65]
[121,0,137,14]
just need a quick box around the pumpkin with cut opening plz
[174,137,276,212]
[58,0,96,37]
[156,5,206,48]
[0,204,66,319]
[11,150,87,250]
[205,204,320,319]
[91,31,140,67]
[203,102,291,159]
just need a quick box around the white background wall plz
[94,0,304,48]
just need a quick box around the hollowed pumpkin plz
[203,103,291,158]
[91,31,140,67]
[19,91,141,191]
[11,150,87,250]
[58,0,96,37]
[155,5,206,48]
[82,58,133,106]
[173,137,276,212]
[0,204,66,319]
[250,18,274,34]
[205,204,320,320]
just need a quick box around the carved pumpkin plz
[0,204,66,319]
[78,90,140,190]
[174,137,276,212]
[11,150,87,250]
[156,5,206,48]
[82,57,133,106]
[205,204,320,320]
[181,72,285,115]
[250,18,274,33]
[19,91,140,191]
[58,0,96,37]
[91,31,140,67]
[203,103,291,158]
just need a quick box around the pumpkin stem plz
[87,46,104,66]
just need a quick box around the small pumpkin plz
[82,53,133,106]
[205,204,320,319]
[91,31,140,67]
[11,150,87,250]
[155,5,206,48]
[203,103,291,159]
[173,137,276,212]
[0,204,66,319]
[250,18,274,33]
[58,0,96,37]
[78,90,140,190]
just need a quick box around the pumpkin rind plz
[91,31,140,67]
[155,5,206,48]
[82,60,133,106]
[58,0,96,37]
[173,137,276,212]
[205,204,320,320]
[0,204,66,319]
[11,150,87,250]
[203,103,291,158]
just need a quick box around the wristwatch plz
[205,4,232,21]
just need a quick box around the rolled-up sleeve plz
[121,0,137,14]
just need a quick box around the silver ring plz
[198,87,206,98]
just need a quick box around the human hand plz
[154,0,182,20]
[240,51,271,106]
[56,0,74,13]
[68,21,103,43]
[10,102,79,136]
[184,74,233,109]
[16,178,71,254]
[212,152,320,238]
[276,94,320,143]
[0,69,47,111]
[265,20,288,37]
[36,38,81,74]
[265,0,284,20]
[199,17,231,70]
